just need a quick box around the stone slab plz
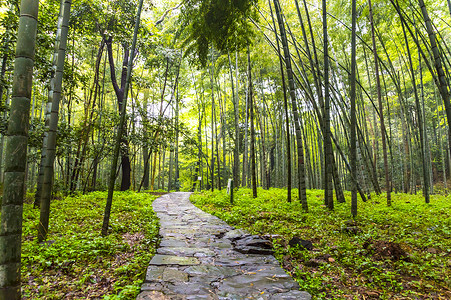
[162,268,189,282]
[157,247,216,257]
[149,255,200,266]
[184,265,240,278]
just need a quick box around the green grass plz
[20,191,159,299]
[191,188,451,299]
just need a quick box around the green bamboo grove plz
[0,0,450,297]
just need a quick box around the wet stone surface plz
[137,192,311,300]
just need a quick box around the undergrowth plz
[20,191,159,299]
[191,188,451,299]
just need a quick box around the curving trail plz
[137,192,311,300]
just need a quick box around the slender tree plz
[242,77,249,187]
[0,0,39,298]
[350,0,358,216]
[400,16,429,203]
[273,0,308,210]
[38,0,72,242]
[210,50,216,191]
[228,52,240,188]
[248,48,257,198]
[323,0,334,210]
[268,0,291,202]
[34,0,65,207]
[142,92,150,190]
[102,0,144,236]
[369,0,391,205]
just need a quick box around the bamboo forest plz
[0,0,450,299]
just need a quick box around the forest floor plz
[19,191,159,299]
[191,188,451,299]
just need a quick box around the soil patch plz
[363,239,410,261]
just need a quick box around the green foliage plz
[0,0,18,67]
[192,188,451,299]
[34,0,60,83]
[21,191,159,299]
[181,0,258,66]
[27,117,45,149]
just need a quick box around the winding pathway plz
[137,192,311,300]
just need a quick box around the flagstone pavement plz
[137,192,311,300]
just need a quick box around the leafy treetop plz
[181,0,258,66]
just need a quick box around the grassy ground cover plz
[191,188,451,299]
[20,191,159,299]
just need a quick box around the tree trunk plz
[38,0,72,242]
[175,84,180,190]
[210,51,215,191]
[142,92,149,190]
[91,55,107,191]
[273,0,308,210]
[102,0,143,236]
[400,17,429,202]
[218,80,227,189]
[0,95,10,185]
[104,37,132,191]
[258,78,269,189]
[192,97,203,191]
[323,0,334,210]
[269,0,291,202]
[369,0,391,205]
[160,147,166,190]
[168,144,173,191]
[214,79,221,190]
[0,1,39,298]
[242,82,249,187]
[248,48,257,198]
[228,52,240,188]
[350,0,358,216]
[150,151,158,190]
[34,0,65,206]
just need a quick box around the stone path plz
[137,192,311,300]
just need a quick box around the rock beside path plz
[137,192,311,300]
[233,235,274,255]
